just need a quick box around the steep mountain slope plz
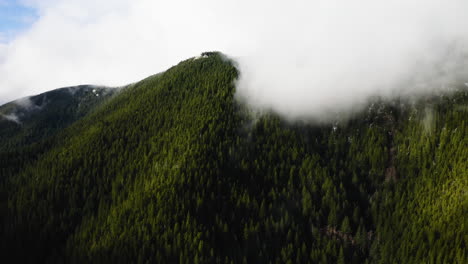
[0,85,117,151]
[1,52,466,263]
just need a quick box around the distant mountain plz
[0,52,466,263]
[0,85,117,151]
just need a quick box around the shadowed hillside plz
[0,85,117,151]
[0,52,466,263]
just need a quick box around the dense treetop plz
[0,52,466,263]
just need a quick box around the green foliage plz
[0,52,466,263]
[0,85,117,152]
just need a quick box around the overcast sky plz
[1,0,468,119]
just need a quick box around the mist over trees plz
[0,53,466,263]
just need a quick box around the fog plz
[1,0,468,119]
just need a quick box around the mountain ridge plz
[0,85,118,152]
[0,52,466,263]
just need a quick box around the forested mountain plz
[0,52,466,263]
[0,85,117,151]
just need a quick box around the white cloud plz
[0,40,7,65]
[1,0,468,120]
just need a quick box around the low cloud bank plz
[1,0,468,120]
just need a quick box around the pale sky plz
[1,0,468,119]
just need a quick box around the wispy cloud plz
[0,0,467,120]
[1,113,21,124]
[0,0,38,43]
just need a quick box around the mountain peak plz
[0,54,466,263]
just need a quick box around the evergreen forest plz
[0,52,466,263]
